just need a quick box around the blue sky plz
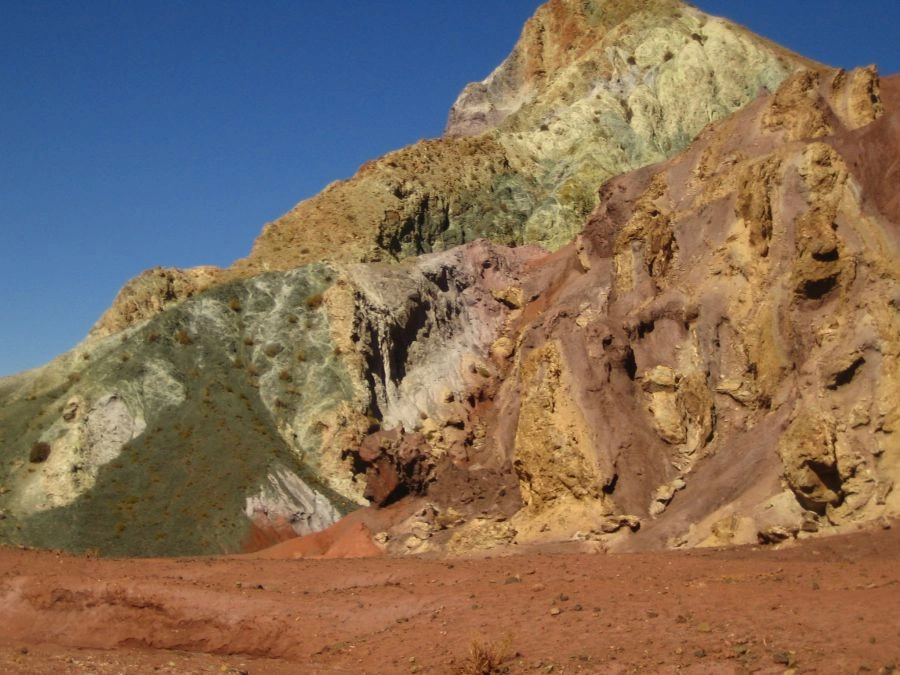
[2,1,898,376]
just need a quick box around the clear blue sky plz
[2,1,898,376]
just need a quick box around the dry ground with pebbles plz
[1,522,898,674]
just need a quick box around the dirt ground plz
[1,521,898,675]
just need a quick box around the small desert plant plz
[278,369,292,382]
[174,329,193,345]
[454,634,513,675]
[227,297,242,312]
[146,331,160,343]
[29,441,51,463]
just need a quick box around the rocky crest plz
[91,0,811,339]
[1,1,897,557]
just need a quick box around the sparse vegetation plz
[228,297,242,312]
[454,635,513,675]
[29,441,51,463]
[175,330,193,345]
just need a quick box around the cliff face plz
[1,1,897,557]
[336,66,899,556]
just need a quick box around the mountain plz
[1,0,897,557]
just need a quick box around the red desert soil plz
[1,522,898,674]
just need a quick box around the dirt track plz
[1,523,898,674]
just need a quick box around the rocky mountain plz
[1,0,897,557]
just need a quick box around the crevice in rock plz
[799,274,838,300]
[827,356,865,389]
[797,460,844,514]
[602,473,619,495]
[623,347,637,380]
[387,299,431,384]
[812,248,839,262]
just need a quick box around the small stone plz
[694,648,707,658]
[550,607,561,616]
[697,622,712,633]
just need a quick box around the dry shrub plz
[454,634,513,675]
[174,329,193,345]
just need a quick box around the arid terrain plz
[2,1,899,672]
[1,521,898,674]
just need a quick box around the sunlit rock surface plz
[1,0,897,557]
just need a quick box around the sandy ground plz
[1,522,898,675]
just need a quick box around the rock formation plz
[1,0,897,557]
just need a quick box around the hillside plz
[0,0,897,558]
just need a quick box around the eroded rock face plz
[1,0,897,558]
[344,68,900,555]
[0,242,538,555]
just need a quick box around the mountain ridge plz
[1,0,896,557]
